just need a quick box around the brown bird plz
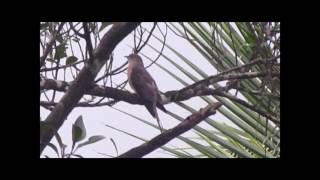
[126,53,167,132]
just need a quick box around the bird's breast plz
[127,65,136,92]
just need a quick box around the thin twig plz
[40,60,85,72]
[136,22,157,52]
[40,100,116,107]
[94,61,128,83]
[181,22,191,41]
[135,25,144,51]
[145,23,167,69]
[69,22,85,38]
[82,22,94,63]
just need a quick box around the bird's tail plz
[154,107,164,133]
[145,103,164,133]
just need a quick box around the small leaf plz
[54,44,67,60]
[99,22,113,32]
[72,115,86,144]
[47,143,60,158]
[66,56,78,65]
[77,135,105,149]
[56,34,63,43]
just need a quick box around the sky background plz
[40,22,247,158]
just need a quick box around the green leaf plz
[99,22,113,32]
[54,44,67,60]
[40,121,52,141]
[77,135,105,149]
[56,34,63,43]
[72,115,86,143]
[66,56,78,65]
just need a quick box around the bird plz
[126,53,167,133]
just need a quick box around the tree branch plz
[116,102,221,158]
[41,69,279,110]
[40,60,85,72]
[163,71,279,103]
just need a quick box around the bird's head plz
[125,53,144,66]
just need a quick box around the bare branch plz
[69,22,85,38]
[94,61,128,83]
[145,23,168,69]
[82,22,94,63]
[136,22,157,52]
[40,60,85,72]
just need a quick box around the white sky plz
[40,22,255,158]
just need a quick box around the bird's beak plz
[124,56,128,58]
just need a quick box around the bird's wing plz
[130,67,158,102]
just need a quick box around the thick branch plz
[116,102,221,158]
[40,22,140,154]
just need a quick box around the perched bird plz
[126,53,167,132]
